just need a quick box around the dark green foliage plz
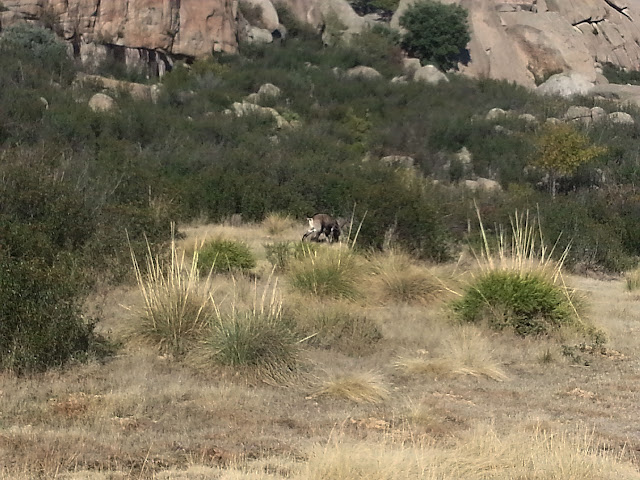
[350,0,400,17]
[601,62,640,86]
[452,271,577,337]
[198,239,257,274]
[400,1,471,70]
[0,23,75,85]
[0,256,99,373]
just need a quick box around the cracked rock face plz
[0,0,238,62]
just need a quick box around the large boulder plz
[88,93,116,112]
[275,0,373,44]
[242,0,280,31]
[74,73,161,103]
[414,65,449,84]
[536,72,594,98]
[345,66,383,79]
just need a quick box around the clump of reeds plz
[197,273,299,374]
[128,229,214,356]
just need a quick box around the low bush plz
[198,238,257,274]
[452,270,578,336]
[451,210,595,338]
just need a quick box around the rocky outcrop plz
[0,0,237,74]
[5,0,640,90]
[392,0,640,89]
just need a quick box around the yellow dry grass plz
[310,371,389,404]
[395,326,508,381]
[1,220,639,479]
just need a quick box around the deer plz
[302,213,341,243]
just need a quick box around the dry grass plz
[261,212,298,237]
[624,266,640,291]
[127,229,214,355]
[310,371,389,404]
[300,424,639,480]
[1,220,639,479]
[395,326,507,381]
[368,250,452,306]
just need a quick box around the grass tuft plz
[369,250,449,305]
[292,299,382,356]
[288,246,364,300]
[624,265,640,291]
[197,274,299,374]
[261,212,297,236]
[311,371,389,404]
[396,326,507,381]
[128,228,213,356]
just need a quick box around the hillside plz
[3,0,640,88]
[0,14,640,480]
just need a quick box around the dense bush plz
[0,255,98,373]
[452,271,579,337]
[0,23,75,85]
[399,1,470,70]
[198,239,257,274]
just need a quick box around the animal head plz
[307,217,314,229]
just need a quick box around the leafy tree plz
[399,0,470,70]
[532,123,607,197]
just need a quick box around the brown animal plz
[302,213,341,243]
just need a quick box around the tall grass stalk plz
[474,205,568,281]
[129,227,214,355]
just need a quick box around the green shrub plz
[0,23,74,84]
[198,238,257,274]
[400,0,471,70]
[0,255,99,373]
[452,271,579,337]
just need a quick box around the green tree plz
[399,0,470,70]
[532,123,607,197]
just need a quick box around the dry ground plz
[1,221,639,479]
